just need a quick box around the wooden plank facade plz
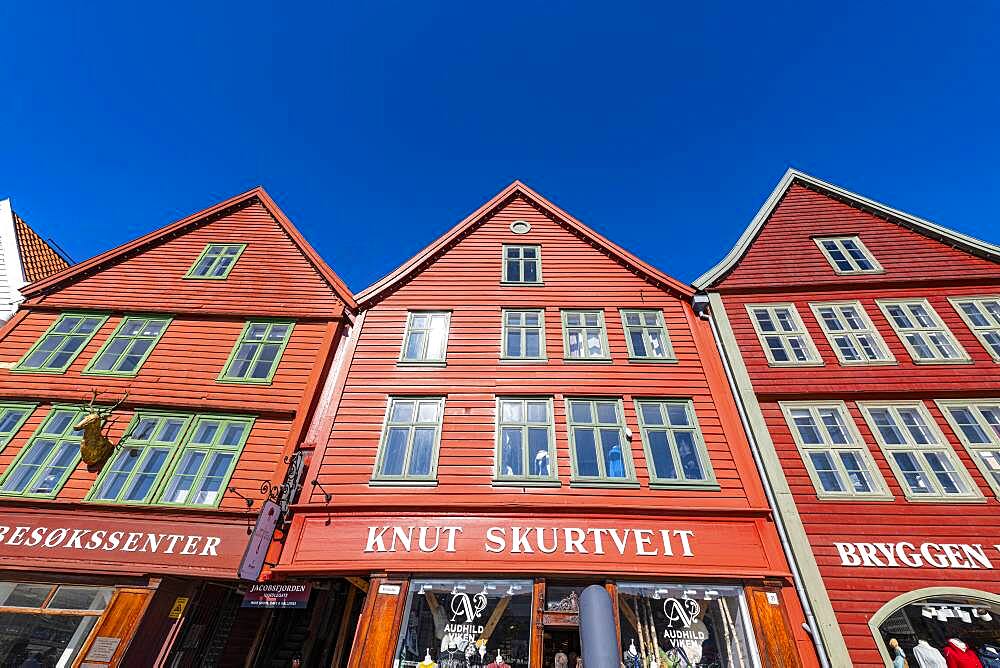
[697,170,1000,667]
[276,182,817,667]
[0,187,354,667]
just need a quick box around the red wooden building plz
[273,181,819,667]
[0,187,355,666]
[696,169,1000,667]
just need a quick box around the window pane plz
[596,402,617,424]
[600,430,626,478]
[499,428,523,477]
[501,401,522,423]
[408,428,435,476]
[523,260,537,282]
[676,432,704,479]
[570,401,592,423]
[647,431,676,480]
[1,584,52,608]
[524,329,540,357]
[838,451,874,493]
[629,331,647,357]
[574,428,599,477]
[416,402,439,423]
[390,401,414,423]
[506,330,521,357]
[48,586,113,611]
[526,402,547,423]
[809,452,844,492]
[527,428,550,477]
[640,403,663,425]
[381,428,408,476]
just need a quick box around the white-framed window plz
[502,245,542,284]
[501,309,546,360]
[372,397,445,483]
[877,299,969,363]
[814,236,883,274]
[620,310,674,361]
[780,402,891,500]
[745,304,822,366]
[634,399,716,488]
[494,397,557,483]
[859,402,982,501]
[399,311,451,364]
[809,301,894,365]
[950,296,1000,361]
[561,310,610,361]
[937,400,1000,498]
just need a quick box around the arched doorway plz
[869,587,1000,667]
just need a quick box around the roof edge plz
[355,180,694,305]
[693,168,1000,290]
[20,187,357,310]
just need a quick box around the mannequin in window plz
[555,651,569,668]
[606,445,625,478]
[487,651,505,668]
[978,642,1000,668]
[440,641,466,668]
[888,639,907,668]
[623,641,641,668]
[942,638,983,668]
[912,640,947,668]
[418,650,439,668]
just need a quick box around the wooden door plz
[347,577,409,668]
[745,584,802,668]
[75,588,153,667]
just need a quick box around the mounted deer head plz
[75,390,128,471]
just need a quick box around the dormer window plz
[814,236,882,274]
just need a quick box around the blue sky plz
[1,2,998,290]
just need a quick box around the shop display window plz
[617,583,757,668]
[394,579,533,668]
[878,595,1000,668]
[0,582,113,667]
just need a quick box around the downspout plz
[693,294,831,668]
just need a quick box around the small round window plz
[510,220,531,235]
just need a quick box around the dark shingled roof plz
[12,213,70,283]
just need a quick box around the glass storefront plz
[617,583,757,668]
[0,582,113,668]
[394,579,533,668]
[878,595,1000,667]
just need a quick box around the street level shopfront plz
[0,505,254,667]
[274,511,808,668]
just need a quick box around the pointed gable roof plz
[11,213,70,282]
[22,186,357,312]
[694,168,1000,290]
[356,180,693,306]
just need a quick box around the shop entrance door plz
[542,627,581,668]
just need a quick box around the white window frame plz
[809,301,895,365]
[500,309,547,361]
[493,397,559,485]
[745,303,823,367]
[858,401,983,502]
[937,399,1000,499]
[876,299,970,364]
[949,296,1000,362]
[399,311,451,365]
[813,236,883,275]
[779,401,892,501]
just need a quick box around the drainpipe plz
[693,294,831,668]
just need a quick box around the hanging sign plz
[834,541,999,570]
[241,582,312,608]
[238,500,281,581]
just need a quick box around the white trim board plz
[693,168,1000,290]
[0,199,26,319]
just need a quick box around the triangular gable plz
[22,187,357,314]
[13,212,70,282]
[356,180,693,306]
[694,168,1000,290]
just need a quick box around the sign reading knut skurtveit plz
[286,515,778,575]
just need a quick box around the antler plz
[108,390,129,412]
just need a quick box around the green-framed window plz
[0,407,85,498]
[0,403,36,451]
[219,321,295,383]
[372,397,445,484]
[89,413,193,504]
[561,310,610,361]
[859,402,982,502]
[635,399,716,488]
[400,312,450,364]
[184,243,246,279]
[83,316,171,376]
[15,313,108,373]
[565,398,635,485]
[501,309,545,360]
[502,245,542,284]
[780,401,892,501]
[156,415,255,506]
[495,397,557,483]
[620,310,674,361]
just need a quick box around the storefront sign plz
[286,514,777,576]
[241,583,312,608]
[0,509,252,577]
[238,499,281,581]
[834,541,999,569]
[83,637,122,662]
